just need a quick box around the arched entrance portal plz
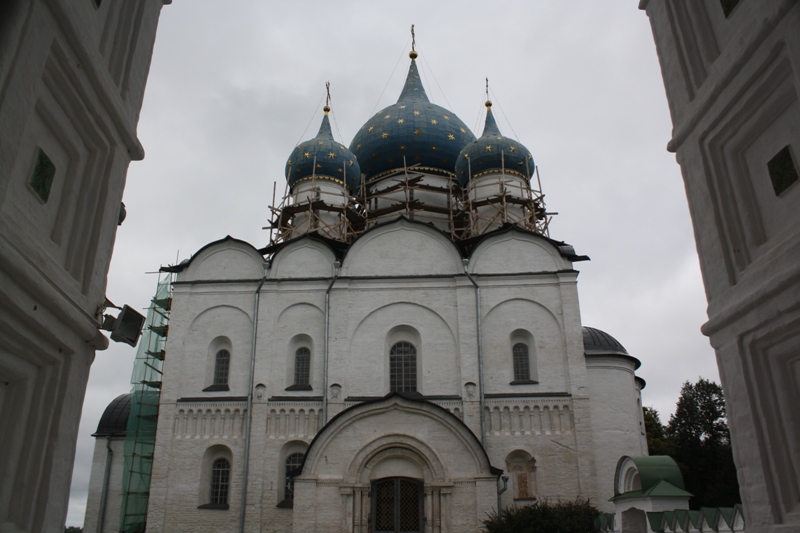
[371,477,424,533]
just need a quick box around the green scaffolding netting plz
[119,274,171,533]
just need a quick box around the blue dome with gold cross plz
[349,53,476,186]
[285,108,361,192]
[455,101,535,185]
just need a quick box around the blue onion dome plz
[349,53,476,186]
[285,106,361,192]
[454,101,535,186]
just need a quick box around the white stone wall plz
[83,437,126,533]
[640,1,800,530]
[586,355,649,512]
[0,1,166,531]
[145,219,644,531]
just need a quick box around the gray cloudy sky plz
[67,1,721,526]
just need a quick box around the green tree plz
[643,378,740,509]
[643,406,672,456]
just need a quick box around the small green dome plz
[454,104,534,186]
[349,58,475,185]
[286,112,361,192]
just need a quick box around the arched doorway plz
[371,477,424,533]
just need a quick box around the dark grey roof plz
[582,326,629,356]
[93,393,131,437]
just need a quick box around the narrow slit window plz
[720,0,741,18]
[390,341,417,393]
[210,458,230,505]
[294,347,311,386]
[30,149,56,203]
[767,145,799,196]
[284,453,304,501]
[513,343,530,382]
[214,349,230,386]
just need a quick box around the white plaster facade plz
[139,219,647,532]
[639,1,800,531]
[0,1,167,531]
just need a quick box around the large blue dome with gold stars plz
[349,56,475,185]
[455,102,535,185]
[286,110,361,192]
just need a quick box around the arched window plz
[284,452,304,502]
[210,458,230,505]
[214,349,230,386]
[512,343,530,382]
[390,341,417,393]
[294,347,310,386]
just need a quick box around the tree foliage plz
[482,499,600,533]
[644,378,740,509]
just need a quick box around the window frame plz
[389,341,417,393]
[198,446,232,510]
[512,342,531,382]
[204,348,231,392]
[278,452,305,508]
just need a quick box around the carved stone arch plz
[349,434,447,485]
[299,394,496,482]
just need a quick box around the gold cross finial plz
[409,25,418,59]
[485,78,491,108]
[324,81,331,114]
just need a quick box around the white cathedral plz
[85,49,650,533]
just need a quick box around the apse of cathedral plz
[85,42,648,533]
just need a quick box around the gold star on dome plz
[414,75,419,79]
[400,145,406,151]
[357,144,361,150]
[414,129,421,136]
[447,134,455,140]
[485,145,492,152]
[316,163,322,168]
[460,127,466,133]
[431,119,438,125]
[399,105,406,109]
[382,132,389,138]
[337,168,343,173]
[431,146,437,151]
[397,119,405,124]
[384,114,391,119]
[317,141,323,146]
[510,146,517,153]
[368,126,374,132]
[443,115,450,120]
[413,110,420,116]
[349,160,354,166]
[304,152,310,159]
[328,152,335,159]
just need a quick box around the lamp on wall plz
[100,301,145,347]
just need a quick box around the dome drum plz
[467,173,530,233]
[288,179,350,240]
[366,172,455,233]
